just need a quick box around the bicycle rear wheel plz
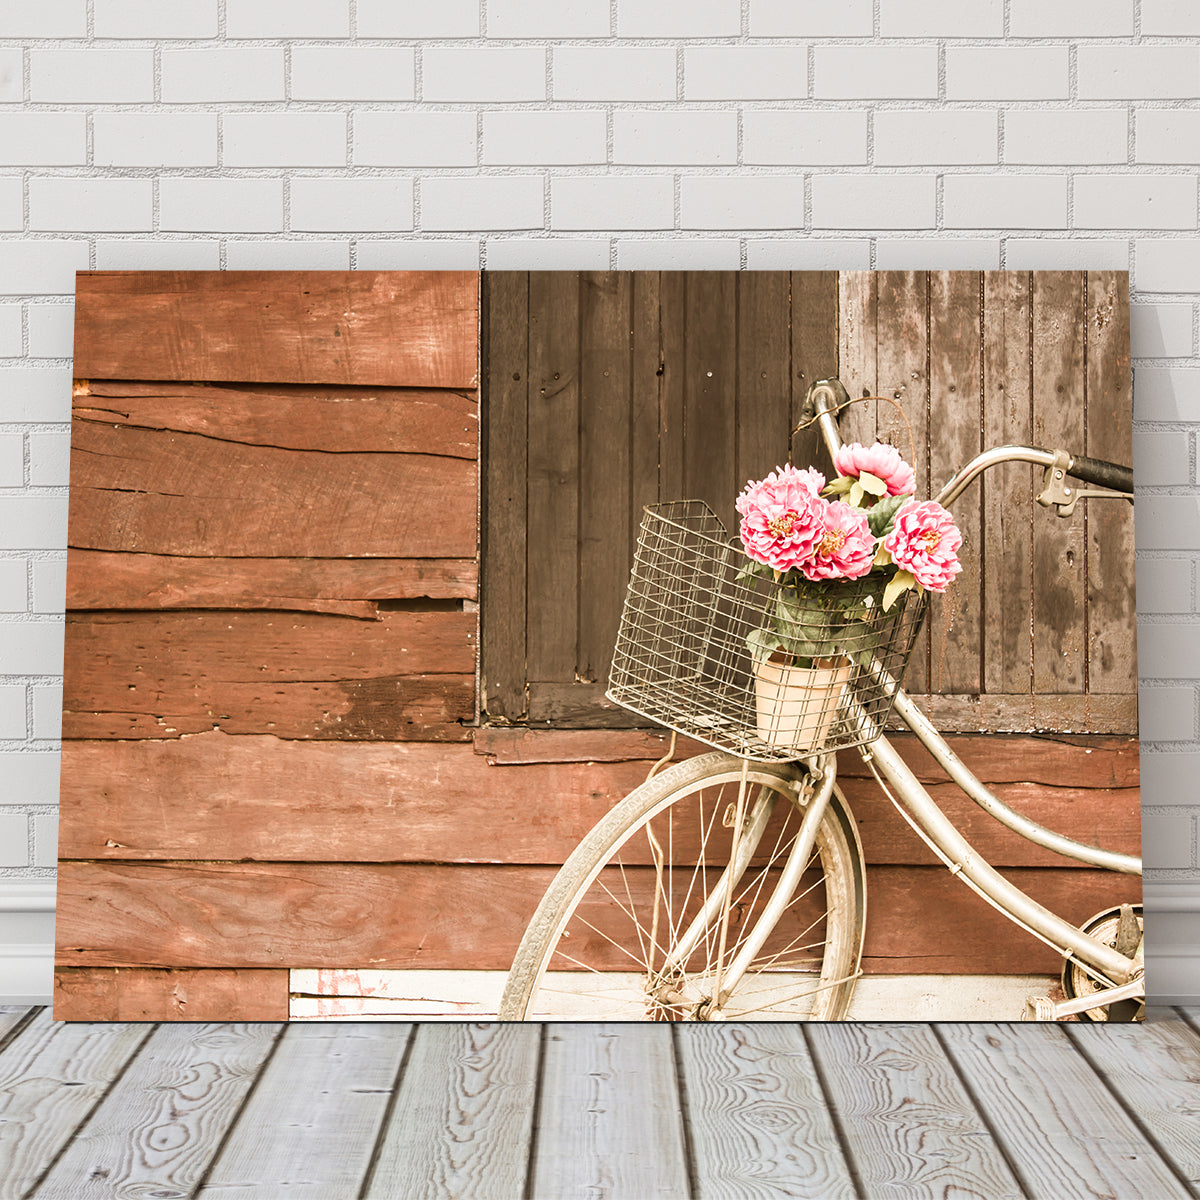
[499,752,865,1021]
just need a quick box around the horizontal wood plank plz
[474,726,712,763]
[58,736,651,862]
[528,681,655,728]
[54,861,1139,975]
[68,419,477,559]
[58,734,1138,870]
[74,270,479,388]
[291,969,508,1020]
[79,381,478,458]
[528,685,1137,734]
[844,778,1140,868]
[62,610,475,740]
[836,731,1140,788]
[476,727,1140,787]
[53,968,290,1022]
[67,550,478,616]
[62,677,474,741]
[912,692,1138,734]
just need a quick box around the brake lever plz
[1036,449,1134,518]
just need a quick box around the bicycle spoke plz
[586,883,678,970]
[614,857,650,968]
[568,914,664,971]
[721,970,863,1019]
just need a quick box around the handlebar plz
[802,379,1133,511]
[1067,454,1134,494]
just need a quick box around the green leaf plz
[746,626,787,663]
[866,493,907,537]
[882,570,916,612]
[822,476,853,496]
[858,470,888,497]
[873,542,894,568]
[735,559,772,585]
[849,481,865,508]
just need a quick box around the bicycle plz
[498,378,1141,1023]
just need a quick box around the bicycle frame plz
[801,379,1142,996]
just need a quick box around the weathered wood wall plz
[483,270,839,726]
[56,271,1139,1019]
[55,271,480,1019]
[485,270,1135,733]
[838,270,1136,732]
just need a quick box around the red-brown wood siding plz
[56,270,480,1019]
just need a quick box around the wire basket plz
[606,501,929,763]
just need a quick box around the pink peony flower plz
[882,500,964,592]
[800,500,877,582]
[737,465,827,571]
[834,441,916,497]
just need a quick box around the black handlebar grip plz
[1069,454,1134,493]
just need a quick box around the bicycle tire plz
[499,752,866,1021]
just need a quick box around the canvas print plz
[55,270,1143,1023]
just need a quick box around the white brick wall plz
[0,6,1197,996]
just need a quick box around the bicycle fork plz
[649,760,838,1017]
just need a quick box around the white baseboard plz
[0,944,53,1005]
[0,882,56,913]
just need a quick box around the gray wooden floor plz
[1,1006,1198,1199]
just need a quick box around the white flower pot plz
[752,653,852,754]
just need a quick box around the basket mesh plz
[606,501,929,762]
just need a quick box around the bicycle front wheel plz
[499,752,865,1021]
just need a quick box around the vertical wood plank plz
[579,272,634,685]
[366,1023,539,1200]
[938,1023,1191,1199]
[982,271,1035,696]
[790,270,840,478]
[198,1024,413,1199]
[874,271,929,478]
[32,1023,283,1200]
[0,1009,152,1199]
[875,271,930,695]
[531,1025,689,1200]
[675,1024,857,1200]
[658,272,688,505]
[526,272,581,686]
[928,270,983,695]
[482,272,530,721]
[805,1023,1023,1200]
[684,271,739,532]
[1085,270,1137,694]
[1032,272,1088,695]
[835,271,877,450]
[631,272,664,521]
[737,271,793,486]
[1065,1015,1200,1188]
